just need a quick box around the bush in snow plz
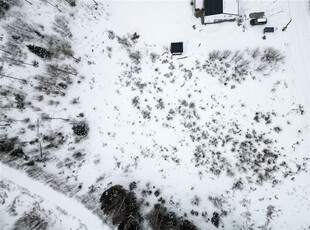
[27,45,52,59]
[261,47,285,64]
[42,132,67,149]
[128,50,141,65]
[147,204,198,230]
[0,0,9,17]
[14,93,25,109]
[0,138,17,153]
[211,212,220,228]
[203,48,285,86]
[0,0,19,17]
[131,32,140,42]
[53,16,73,38]
[10,148,27,159]
[72,121,89,137]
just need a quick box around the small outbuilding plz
[264,27,275,33]
[170,42,183,55]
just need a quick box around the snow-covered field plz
[1,0,310,229]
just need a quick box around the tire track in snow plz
[287,0,310,107]
[0,163,110,230]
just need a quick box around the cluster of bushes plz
[0,137,29,161]
[33,64,76,96]
[0,138,17,153]
[203,48,285,85]
[147,204,198,230]
[100,185,199,230]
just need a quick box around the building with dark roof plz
[205,0,223,16]
[194,0,239,22]
[170,42,183,55]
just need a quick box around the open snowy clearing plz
[1,0,310,229]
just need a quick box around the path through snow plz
[0,163,111,230]
[288,0,310,107]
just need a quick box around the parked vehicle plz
[250,18,267,26]
[264,27,275,33]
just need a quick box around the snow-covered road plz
[288,0,310,107]
[0,163,111,230]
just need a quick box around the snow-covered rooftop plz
[223,0,239,15]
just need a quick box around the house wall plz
[203,13,237,24]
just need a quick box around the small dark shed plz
[264,27,274,33]
[170,42,183,55]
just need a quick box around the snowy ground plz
[1,0,310,229]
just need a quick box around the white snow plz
[1,0,310,229]
[194,0,204,10]
[223,0,239,15]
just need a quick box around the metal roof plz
[171,42,183,54]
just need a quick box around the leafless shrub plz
[107,30,115,39]
[209,50,221,60]
[33,74,65,96]
[0,137,18,153]
[71,97,80,104]
[65,0,76,7]
[132,96,140,108]
[147,204,198,230]
[0,41,27,65]
[261,48,284,64]
[191,195,200,206]
[4,17,44,43]
[128,50,141,65]
[230,51,244,63]
[150,52,159,63]
[53,16,72,38]
[221,50,232,59]
[155,98,164,110]
[0,1,10,17]
[254,63,268,73]
[46,35,73,59]
[232,179,244,190]
[47,63,77,78]
[251,48,261,59]
[13,211,48,230]
[208,195,227,209]
[117,35,133,48]
[131,32,140,42]
[14,93,25,109]
[43,132,67,149]
[35,63,76,95]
